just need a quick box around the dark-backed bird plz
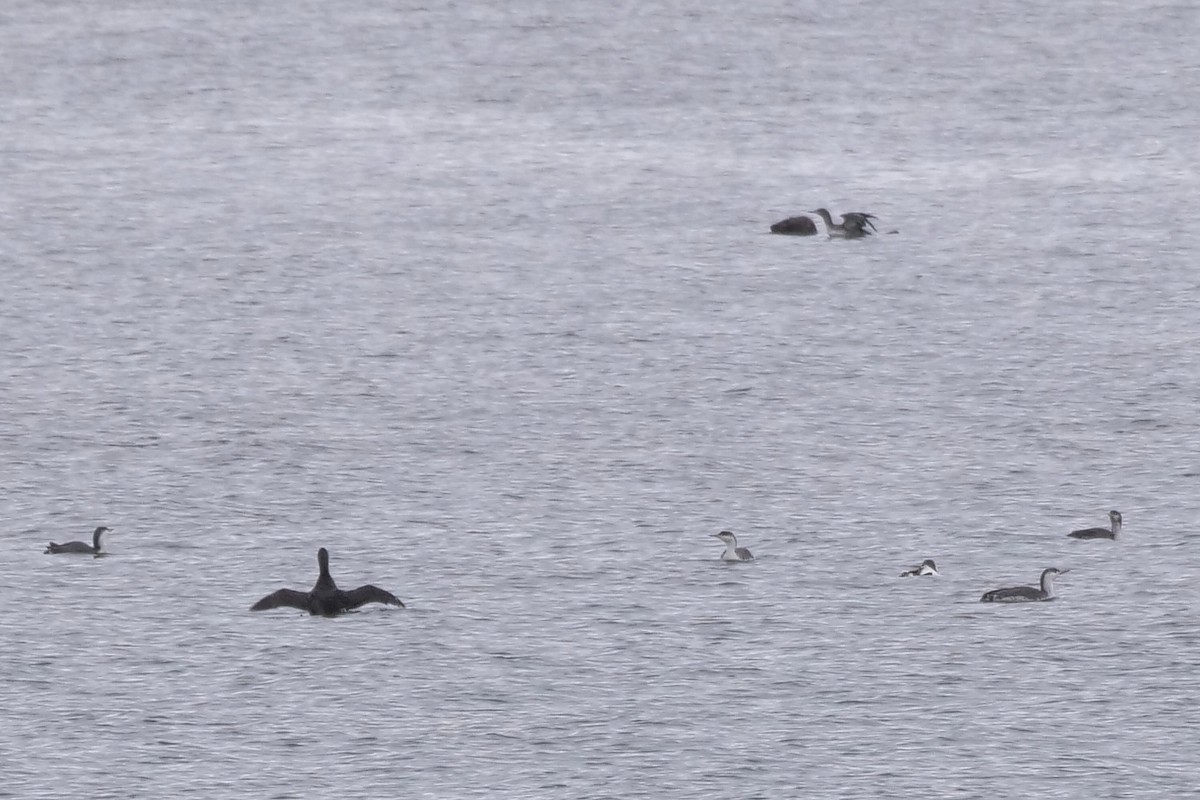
[900,558,939,577]
[45,526,110,555]
[810,208,878,239]
[1068,510,1122,540]
[713,530,754,562]
[980,568,1070,603]
[251,547,405,615]
[769,215,818,236]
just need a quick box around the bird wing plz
[343,584,405,610]
[980,586,1040,602]
[45,541,93,553]
[250,588,310,612]
[842,212,878,231]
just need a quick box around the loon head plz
[1109,510,1122,525]
[1040,567,1070,590]
[713,530,737,545]
[920,559,938,574]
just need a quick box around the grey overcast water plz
[2,0,1199,797]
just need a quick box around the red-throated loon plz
[980,568,1070,603]
[1068,510,1122,540]
[712,530,754,562]
[45,526,110,555]
[251,548,405,615]
[769,215,818,236]
[900,558,938,577]
[810,208,878,239]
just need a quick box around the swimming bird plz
[1068,510,1122,540]
[250,547,405,615]
[713,530,753,562]
[980,568,1070,603]
[769,215,818,236]
[45,526,110,555]
[810,208,878,239]
[900,558,939,577]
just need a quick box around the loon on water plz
[980,568,1070,603]
[811,208,878,239]
[713,530,753,562]
[251,547,405,615]
[1069,510,1122,540]
[900,559,938,577]
[769,215,818,236]
[45,526,110,555]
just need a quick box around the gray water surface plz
[3,1,1200,797]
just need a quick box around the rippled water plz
[3,0,1200,797]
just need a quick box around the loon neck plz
[315,547,336,588]
[1040,570,1058,597]
[1111,518,1122,538]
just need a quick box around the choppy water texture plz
[3,1,1200,797]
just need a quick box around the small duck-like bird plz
[713,530,754,562]
[45,526,110,555]
[769,215,818,236]
[900,558,939,577]
[810,208,878,239]
[251,547,405,615]
[980,568,1070,603]
[1068,510,1122,540]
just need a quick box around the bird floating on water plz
[769,215,818,236]
[1068,510,1122,540]
[900,558,939,577]
[250,547,405,616]
[713,530,754,562]
[980,568,1070,603]
[45,526,110,555]
[811,208,878,239]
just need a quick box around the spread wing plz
[250,588,310,612]
[842,212,878,232]
[343,584,405,610]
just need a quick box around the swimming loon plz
[1068,510,1122,540]
[251,547,405,615]
[713,530,753,562]
[810,208,878,239]
[45,526,110,555]
[769,215,818,236]
[980,568,1070,602]
[900,558,939,577]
